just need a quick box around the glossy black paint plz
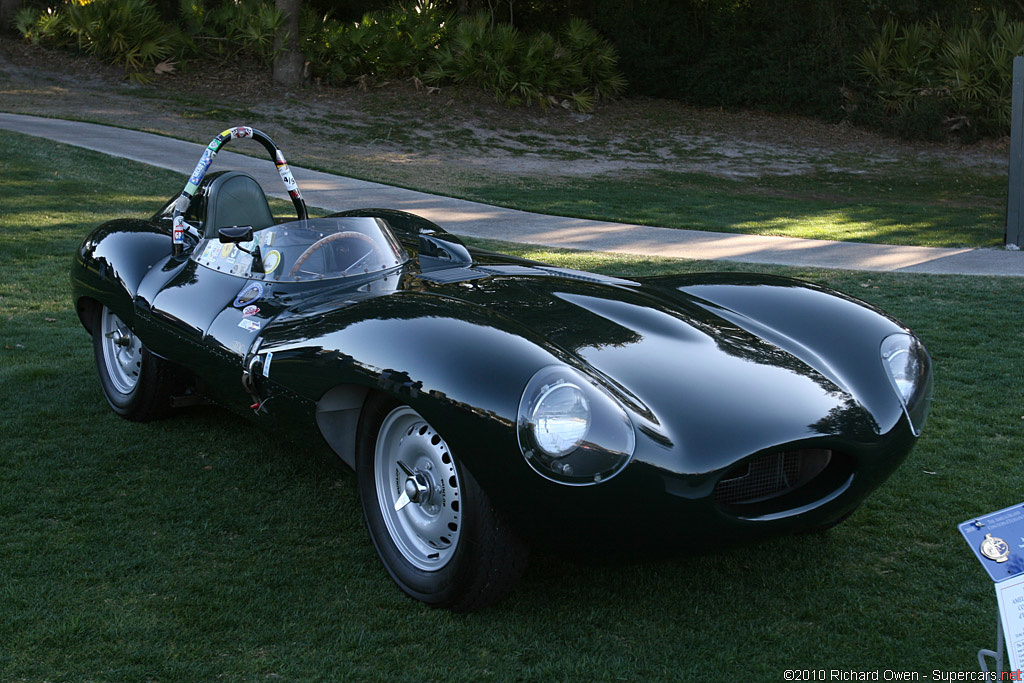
[72,196,932,555]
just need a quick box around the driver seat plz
[203,171,276,238]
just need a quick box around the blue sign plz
[960,502,1024,582]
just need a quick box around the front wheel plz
[92,305,177,421]
[356,395,528,612]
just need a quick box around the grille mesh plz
[714,449,832,508]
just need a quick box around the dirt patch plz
[0,35,1010,189]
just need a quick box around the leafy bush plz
[578,0,1022,135]
[15,0,625,112]
[13,6,63,44]
[299,3,625,111]
[423,13,625,111]
[178,0,285,66]
[561,17,625,103]
[15,0,177,81]
[301,1,449,83]
[855,11,1024,138]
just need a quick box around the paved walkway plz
[2,112,1020,276]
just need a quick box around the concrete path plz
[2,112,1020,276]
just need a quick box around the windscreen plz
[193,217,406,281]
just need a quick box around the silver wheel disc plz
[99,307,142,395]
[374,406,461,571]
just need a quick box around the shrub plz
[560,17,626,104]
[15,0,177,82]
[15,0,626,113]
[423,13,625,111]
[301,1,449,83]
[299,3,625,112]
[178,0,285,66]
[13,6,63,44]
[855,11,1024,138]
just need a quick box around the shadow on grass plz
[464,173,1004,248]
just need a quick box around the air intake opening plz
[714,449,834,511]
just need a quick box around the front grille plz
[714,449,832,508]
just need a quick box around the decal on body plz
[233,281,264,308]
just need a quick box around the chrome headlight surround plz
[517,366,636,485]
[880,333,932,436]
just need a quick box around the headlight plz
[518,366,635,485]
[530,382,590,456]
[880,333,932,436]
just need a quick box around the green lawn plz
[2,128,1022,680]
[459,169,1005,248]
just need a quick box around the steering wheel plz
[287,231,387,278]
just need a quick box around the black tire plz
[92,304,177,422]
[356,394,529,612]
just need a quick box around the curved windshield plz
[193,217,407,281]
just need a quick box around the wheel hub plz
[100,308,143,395]
[397,466,433,510]
[374,406,462,571]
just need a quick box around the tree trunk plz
[272,0,304,86]
[0,0,25,33]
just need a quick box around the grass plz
[2,127,1024,679]
[460,169,1006,248]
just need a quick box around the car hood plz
[448,270,902,470]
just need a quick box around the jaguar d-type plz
[71,127,933,611]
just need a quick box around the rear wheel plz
[356,395,528,612]
[92,305,176,421]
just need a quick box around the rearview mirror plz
[216,226,263,274]
[218,225,254,243]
